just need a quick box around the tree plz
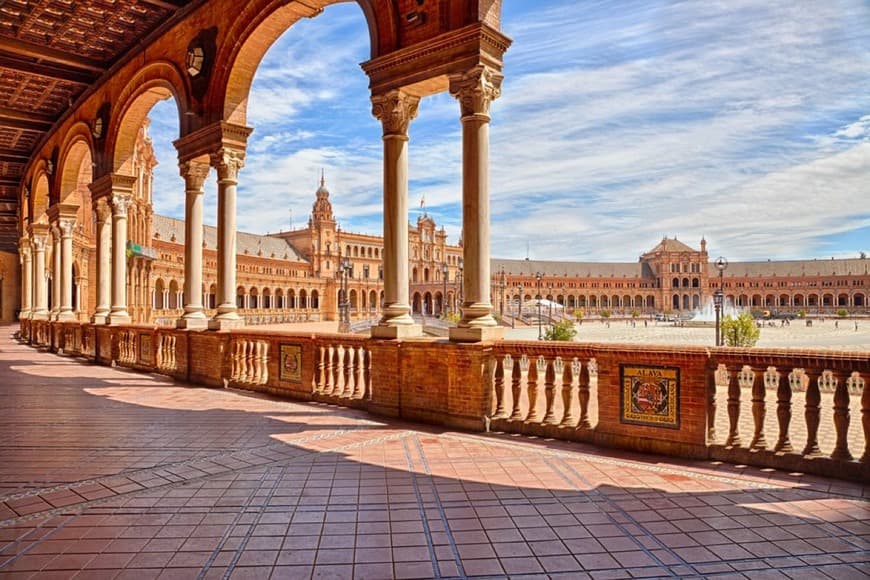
[836,308,848,318]
[600,309,611,319]
[544,320,577,341]
[630,309,640,318]
[721,312,760,347]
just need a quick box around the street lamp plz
[547,282,553,321]
[499,267,506,318]
[536,272,543,340]
[714,256,728,346]
[441,262,448,316]
[339,257,351,333]
[458,257,464,312]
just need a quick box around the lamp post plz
[499,267,506,318]
[339,257,351,333]
[714,256,728,346]
[458,257,464,311]
[441,262,448,316]
[536,272,543,340]
[547,282,553,322]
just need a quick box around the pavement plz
[0,325,868,579]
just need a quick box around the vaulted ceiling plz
[0,0,197,252]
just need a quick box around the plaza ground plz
[0,325,868,579]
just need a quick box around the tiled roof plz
[643,237,699,254]
[152,215,308,262]
[492,258,643,278]
[725,258,870,278]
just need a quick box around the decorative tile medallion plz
[620,364,679,429]
[139,334,153,364]
[279,343,303,382]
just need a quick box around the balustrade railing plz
[116,329,137,366]
[312,338,371,401]
[156,333,177,373]
[228,337,269,386]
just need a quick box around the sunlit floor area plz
[0,327,867,579]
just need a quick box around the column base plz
[107,312,131,325]
[177,316,209,330]
[57,311,75,321]
[91,312,109,325]
[30,311,49,320]
[370,323,422,339]
[208,317,245,331]
[449,326,504,343]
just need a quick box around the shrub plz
[630,309,640,318]
[836,308,848,318]
[600,309,611,319]
[573,309,584,320]
[440,311,460,324]
[543,320,577,342]
[721,312,760,347]
[797,309,806,318]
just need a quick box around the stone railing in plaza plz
[17,318,870,482]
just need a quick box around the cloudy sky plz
[148,0,870,262]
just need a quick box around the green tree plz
[543,320,577,341]
[836,308,848,318]
[630,309,640,318]
[600,309,611,319]
[721,312,761,347]
[797,309,806,318]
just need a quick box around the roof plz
[152,214,308,263]
[643,237,699,255]
[724,258,870,278]
[492,258,644,278]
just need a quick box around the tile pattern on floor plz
[0,327,868,579]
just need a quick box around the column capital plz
[19,238,31,258]
[449,65,503,118]
[89,173,136,201]
[95,197,112,223]
[210,148,245,183]
[111,194,133,217]
[59,218,76,238]
[179,160,210,191]
[31,234,47,251]
[371,90,420,137]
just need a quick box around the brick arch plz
[107,61,187,176]
[30,171,51,225]
[56,124,95,205]
[214,0,396,126]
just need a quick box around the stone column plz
[92,198,112,324]
[370,89,421,339]
[50,225,61,320]
[177,161,210,329]
[57,218,76,320]
[208,149,245,330]
[30,227,49,319]
[449,66,504,342]
[108,194,132,325]
[19,238,32,319]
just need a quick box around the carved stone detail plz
[371,90,420,136]
[111,194,133,217]
[95,198,111,223]
[179,160,210,190]
[210,148,245,182]
[449,65,503,118]
[59,218,76,238]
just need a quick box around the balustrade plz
[229,337,269,386]
[156,333,177,372]
[313,339,371,401]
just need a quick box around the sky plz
[147,0,870,262]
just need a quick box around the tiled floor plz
[0,327,868,579]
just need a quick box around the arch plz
[412,292,422,314]
[217,1,398,126]
[672,294,679,310]
[424,267,430,283]
[692,278,699,288]
[793,293,805,307]
[808,294,818,307]
[275,288,284,308]
[672,277,679,288]
[423,291,432,315]
[779,294,790,307]
[236,286,245,308]
[589,296,597,308]
[369,289,377,312]
[299,289,308,308]
[822,293,833,307]
[646,296,655,309]
[412,267,418,283]
[578,296,587,308]
[263,287,272,309]
[853,293,865,307]
[31,172,51,224]
[751,294,762,307]
[692,294,700,309]
[682,277,689,288]
[311,290,319,309]
[837,293,848,307]
[288,288,296,308]
[349,289,358,311]
[56,126,95,210]
[155,278,166,309]
[107,61,187,176]
[600,295,609,308]
[682,294,689,310]
[168,280,180,309]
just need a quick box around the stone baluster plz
[526,356,541,422]
[259,341,269,384]
[332,346,342,396]
[156,335,164,370]
[856,372,869,463]
[773,367,793,452]
[343,345,356,397]
[252,341,262,384]
[316,345,326,394]
[493,355,507,418]
[325,345,335,394]
[354,346,366,398]
[577,358,591,430]
[706,365,717,443]
[560,358,577,427]
[509,355,525,421]
[829,370,852,461]
[737,365,767,449]
[544,358,563,425]
[229,340,239,381]
[802,369,822,457]
[364,349,373,400]
[723,365,742,447]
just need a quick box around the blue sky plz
[148,0,870,262]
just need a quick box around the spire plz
[320,168,325,188]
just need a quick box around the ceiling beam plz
[139,0,185,9]
[0,36,106,74]
[0,107,53,132]
[0,178,22,188]
[0,153,30,164]
[0,54,96,85]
